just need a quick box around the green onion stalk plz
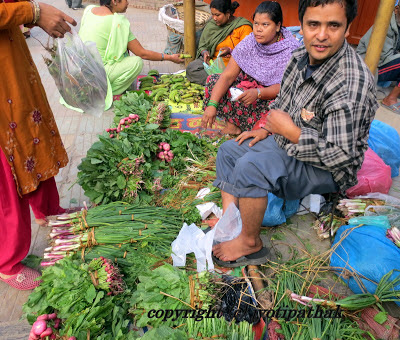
[289,270,400,311]
[42,202,183,267]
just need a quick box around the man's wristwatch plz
[257,88,262,99]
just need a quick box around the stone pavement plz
[1,1,400,338]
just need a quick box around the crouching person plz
[212,0,378,267]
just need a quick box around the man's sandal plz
[212,247,270,268]
[0,266,42,290]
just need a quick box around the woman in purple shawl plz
[202,1,300,134]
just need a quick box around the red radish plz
[50,334,57,340]
[54,318,61,329]
[40,327,53,338]
[167,151,173,157]
[129,113,136,119]
[158,152,165,160]
[116,128,121,133]
[29,330,40,339]
[36,314,49,321]
[32,320,47,335]
[119,118,125,125]
[163,150,168,155]
[68,337,77,340]
[106,128,111,133]
[120,125,125,131]
[163,144,170,151]
[109,134,114,138]
[47,313,57,320]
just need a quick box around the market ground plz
[1,1,400,338]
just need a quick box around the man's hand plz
[265,109,301,143]
[235,128,269,147]
[237,89,258,106]
[201,106,217,129]
[219,46,231,57]
[37,3,77,38]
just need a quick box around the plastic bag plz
[262,193,300,227]
[330,224,400,305]
[348,215,391,229]
[213,203,242,244]
[171,203,242,272]
[46,30,107,117]
[171,222,215,272]
[345,148,392,198]
[203,51,226,75]
[368,120,400,177]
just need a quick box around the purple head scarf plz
[232,28,301,87]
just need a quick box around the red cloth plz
[0,148,63,275]
[26,177,65,219]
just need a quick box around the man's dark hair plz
[210,0,240,15]
[298,0,357,26]
[253,1,283,27]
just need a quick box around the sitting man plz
[357,0,400,113]
[212,0,378,267]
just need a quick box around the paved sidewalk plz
[0,1,184,337]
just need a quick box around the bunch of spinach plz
[113,91,152,125]
[23,256,135,340]
[77,122,220,207]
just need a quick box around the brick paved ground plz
[1,1,400,338]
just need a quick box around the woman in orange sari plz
[0,0,76,290]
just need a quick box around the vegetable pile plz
[139,71,205,105]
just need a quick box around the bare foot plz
[212,234,263,262]
[382,97,398,106]
[220,122,241,135]
[35,218,48,227]
[0,273,13,280]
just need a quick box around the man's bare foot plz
[382,97,398,106]
[220,122,241,135]
[212,234,263,262]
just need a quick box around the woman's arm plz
[209,57,241,102]
[237,84,280,106]
[128,39,183,63]
[0,2,76,37]
[201,57,241,129]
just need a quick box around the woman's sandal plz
[0,266,42,290]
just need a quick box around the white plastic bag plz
[171,203,242,272]
[213,203,242,245]
[46,30,107,117]
[158,4,184,34]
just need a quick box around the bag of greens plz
[45,30,107,117]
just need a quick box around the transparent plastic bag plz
[203,51,226,75]
[45,30,107,117]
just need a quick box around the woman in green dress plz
[79,0,183,107]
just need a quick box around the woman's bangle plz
[161,53,164,61]
[207,101,218,108]
[30,0,40,25]
[261,126,270,134]
[257,88,262,99]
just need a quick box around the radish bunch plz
[29,312,64,340]
[95,257,125,295]
[157,142,174,162]
[106,114,140,138]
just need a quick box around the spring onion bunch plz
[387,226,400,247]
[42,202,183,266]
[290,269,400,311]
[337,198,385,217]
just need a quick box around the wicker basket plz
[166,3,211,34]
